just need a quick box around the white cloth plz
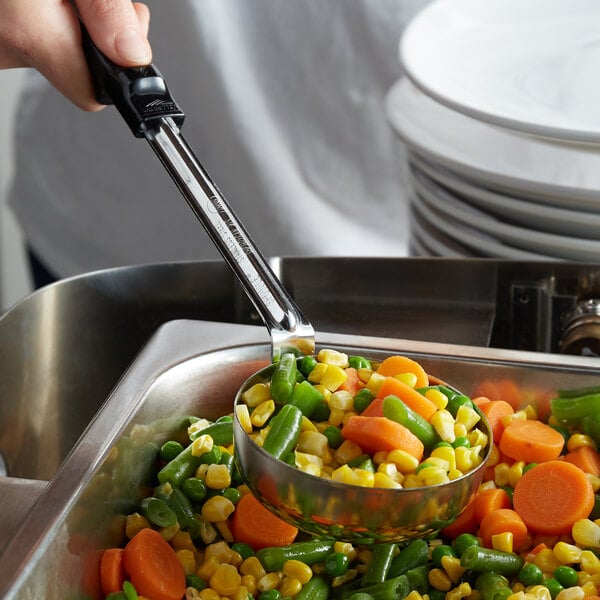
[8,0,428,278]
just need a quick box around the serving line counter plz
[1,257,599,598]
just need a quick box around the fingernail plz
[115,26,151,63]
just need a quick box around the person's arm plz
[0,0,151,111]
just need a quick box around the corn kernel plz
[573,520,600,549]
[568,434,597,453]
[492,532,513,553]
[388,449,420,473]
[283,559,313,585]
[308,362,328,383]
[297,430,329,457]
[365,372,386,394]
[426,388,449,410]
[278,576,302,597]
[431,445,457,470]
[581,550,600,574]
[295,451,323,477]
[241,574,257,596]
[158,522,180,541]
[404,591,425,600]
[235,404,253,434]
[331,465,374,487]
[198,517,218,545]
[188,418,212,438]
[332,568,358,588]
[125,513,150,539]
[317,348,349,367]
[196,556,220,580]
[394,372,418,388]
[528,585,552,600]
[251,400,275,427]
[455,446,478,472]
[257,572,282,592]
[229,586,251,600]
[587,474,600,493]
[378,462,404,483]
[429,568,452,591]
[329,390,354,411]
[373,472,403,489]
[335,542,358,561]
[197,588,220,600]
[456,405,481,431]
[418,466,450,486]
[201,496,235,522]
[171,530,195,551]
[447,582,472,600]
[508,461,526,487]
[431,410,456,443]
[321,365,348,392]
[205,463,232,489]
[441,555,466,583]
[300,415,318,432]
[242,382,271,407]
[176,549,196,575]
[240,556,266,581]
[205,541,234,564]
[554,542,583,564]
[534,548,563,574]
[468,429,489,449]
[328,408,345,427]
[555,587,585,600]
[313,384,331,401]
[494,463,511,487]
[216,521,235,543]
[357,367,373,384]
[334,439,364,464]
[191,434,214,457]
[209,563,242,597]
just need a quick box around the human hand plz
[0,0,152,111]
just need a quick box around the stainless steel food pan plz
[2,318,600,599]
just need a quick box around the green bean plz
[582,413,600,446]
[453,533,480,556]
[262,404,303,460]
[157,485,201,538]
[270,352,298,404]
[340,575,410,600]
[557,385,600,398]
[189,420,233,446]
[157,443,202,487]
[289,381,324,417]
[349,356,371,370]
[550,393,600,425]
[382,395,439,449]
[388,538,429,578]
[256,540,336,572]
[461,546,524,575]
[405,565,430,595]
[139,496,177,528]
[475,572,510,600]
[295,575,329,600]
[362,543,397,585]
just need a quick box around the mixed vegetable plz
[98,351,600,600]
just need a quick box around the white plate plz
[409,204,474,258]
[410,155,600,238]
[410,193,555,261]
[400,0,600,143]
[411,169,600,261]
[385,78,600,208]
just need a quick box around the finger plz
[75,0,152,66]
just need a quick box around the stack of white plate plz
[386,0,600,261]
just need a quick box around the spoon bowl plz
[233,361,493,544]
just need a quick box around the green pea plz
[323,425,343,449]
[232,542,254,560]
[223,487,243,504]
[159,440,184,462]
[297,356,318,377]
[553,566,578,588]
[324,552,350,577]
[353,388,376,414]
[518,563,544,586]
[259,590,282,600]
[545,578,564,599]
[181,477,207,503]
[185,574,206,591]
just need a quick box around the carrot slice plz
[339,367,363,396]
[376,377,437,421]
[479,508,530,551]
[441,498,478,538]
[342,415,424,459]
[123,528,186,600]
[563,445,600,476]
[499,419,565,463]
[479,400,515,442]
[473,487,512,524]
[229,492,298,550]
[360,397,384,417]
[100,548,126,596]
[376,355,429,388]
[512,460,595,535]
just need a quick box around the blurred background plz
[0,69,30,312]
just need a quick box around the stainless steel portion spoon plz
[79,26,315,360]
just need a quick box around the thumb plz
[75,0,151,66]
